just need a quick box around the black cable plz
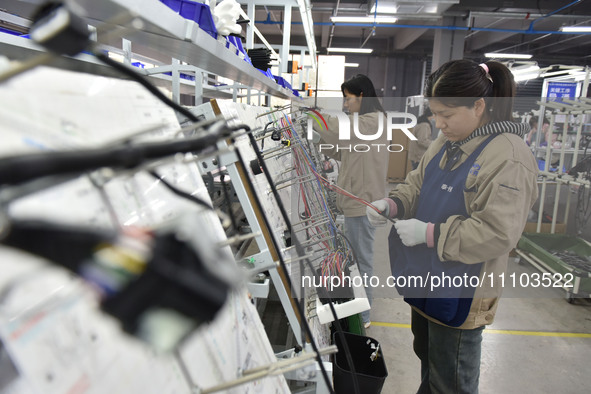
[95,44,341,390]
[293,119,361,393]
[260,121,274,150]
[94,52,200,123]
[147,170,213,211]
[0,134,223,187]
[230,140,337,394]
[217,157,238,233]
[243,128,362,394]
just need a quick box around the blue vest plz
[388,135,496,327]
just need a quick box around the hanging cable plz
[230,132,339,394]
[147,170,213,211]
[241,123,361,394]
[93,52,200,123]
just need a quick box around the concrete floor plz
[365,219,591,394]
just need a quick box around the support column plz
[431,17,466,72]
[122,38,132,65]
[246,1,255,50]
[299,49,305,89]
[195,70,203,105]
[280,5,292,74]
[172,58,180,104]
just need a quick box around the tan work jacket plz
[391,131,539,329]
[408,121,432,164]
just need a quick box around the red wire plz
[310,168,383,213]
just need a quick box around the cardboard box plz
[523,221,566,234]
[387,131,411,182]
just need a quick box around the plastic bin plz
[273,75,288,88]
[160,0,182,12]
[227,36,252,65]
[258,68,274,80]
[518,233,591,297]
[179,1,217,39]
[333,332,388,394]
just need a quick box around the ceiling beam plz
[394,27,428,50]
[466,19,531,51]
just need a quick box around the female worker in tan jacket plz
[368,60,538,393]
[314,74,389,328]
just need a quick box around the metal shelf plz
[73,0,296,99]
[0,34,235,99]
[0,33,124,79]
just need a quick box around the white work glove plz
[394,219,428,247]
[366,199,389,227]
[311,130,322,143]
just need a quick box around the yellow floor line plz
[372,322,411,329]
[371,321,591,338]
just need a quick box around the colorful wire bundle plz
[268,110,383,279]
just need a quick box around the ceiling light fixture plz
[296,0,317,70]
[513,73,540,82]
[560,26,591,32]
[330,16,398,24]
[344,63,360,67]
[327,47,373,54]
[485,53,533,59]
[539,70,572,78]
[510,65,540,75]
[369,4,399,13]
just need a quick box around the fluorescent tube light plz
[485,53,532,59]
[344,63,360,67]
[560,26,591,32]
[327,47,373,54]
[330,16,398,24]
[540,70,571,78]
[511,65,540,75]
[513,73,540,82]
[369,4,399,13]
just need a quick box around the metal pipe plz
[551,119,570,233]
[275,173,315,187]
[283,254,315,264]
[256,20,591,36]
[468,11,591,20]
[327,0,341,49]
[262,148,295,161]
[360,26,376,48]
[199,346,338,394]
[537,113,556,233]
[528,0,583,31]
[300,235,334,247]
[217,232,260,247]
[538,171,591,188]
[275,175,317,191]
[293,219,331,232]
[255,104,292,118]
[292,216,324,226]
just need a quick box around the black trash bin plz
[333,331,388,394]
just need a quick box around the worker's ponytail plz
[425,60,516,122]
[485,61,516,121]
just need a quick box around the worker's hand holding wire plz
[394,219,434,247]
[366,199,391,227]
[311,130,322,143]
